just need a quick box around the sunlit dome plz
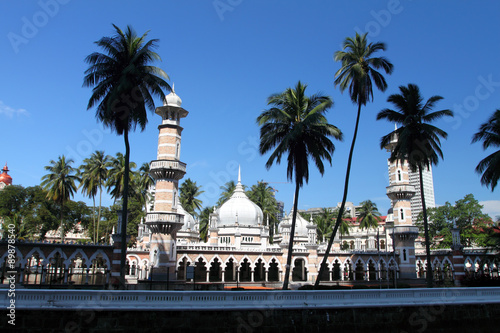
[0,163,12,187]
[164,84,182,107]
[177,203,196,230]
[280,209,310,236]
[217,167,263,227]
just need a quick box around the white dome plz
[280,209,310,236]
[177,203,196,230]
[164,85,182,107]
[217,168,263,227]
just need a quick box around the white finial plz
[238,165,241,184]
[172,82,175,94]
[394,123,398,131]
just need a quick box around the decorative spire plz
[238,165,241,184]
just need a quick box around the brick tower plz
[146,86,188,281]
[385,128,419,280]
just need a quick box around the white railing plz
[3,287,499,310]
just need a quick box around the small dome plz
[217,168,263,227]
[164,84,182,107]
[177,203,196,230]
[0,164,12,186]
[280,209,309,236]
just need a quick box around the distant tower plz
[0,163,13,190]
[409,166,436,223]
[146,86,188,281]
[385,128,419,280]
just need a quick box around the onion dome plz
[217,167,263,227]
[164,84,182,107]
[0,163,12,186]
[177,202,196,230]
[280,209,309,236]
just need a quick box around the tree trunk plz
[97,185,102,243]
[315,102,362,288]
[420,165,433,288]
[92,195,96,243]
[283,182,300,290]
[60,200,65,243]
[120,128,130,289]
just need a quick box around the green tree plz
[317,33,393,287]
[79,150,110,243]
[417,194,493,249]
[377,83,453,287]
[217,180,236,206]
[198,206,213,242]
[41,155,80,242]
[247,181,278,240]
[358,200,381,250]
[84,24,170,286]
[106,152,137,202]
[257,81,342,289]
[358,200,381,231]
[180,178,204,216]
[314,208,335,243]
[472,109,500,191]
[131,162,155,213]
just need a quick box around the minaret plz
[385,126,419,280]
[146,85,188,281]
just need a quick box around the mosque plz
[122,88,472,288]
[0,89,493,289]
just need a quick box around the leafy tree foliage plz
[416,194,493,248]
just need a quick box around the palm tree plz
[247,181,278,231]
[84,24,170,286]
[317,33,393,287]
[257,81,342,290]
[41,155,80,242]
[333,208,351,248]
[217,180,236,206]
[106,152,137,202]
[472,109,500,191]
[198,206,213,242]
[79,150,110,243]
[180,178,204,216]
[377,83,453,287]
[136,162,155,213]
[358,200,382,249]
[314,208,335,243]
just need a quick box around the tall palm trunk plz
[315,102,362,288]
[91,196,96,243]
[419,165,433,287]
[60,199,65,243]
[283,182,300,290]
[120,128,130,289]
[97,186,102,243]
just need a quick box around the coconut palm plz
[106,153,137,202]
[79,150,110,243]
[136,162,155,212]
[314,208,335,243]
[84,24,170,285]
[317,33,393,287]
[198,206,213,242]
[247,181,278,229]
[180,178,204,216]
[41,155,80,242]
[257,81,342,290]
[472,109,500,191]
[217,180,236,206]
[377,83,453,287]
[358,200,381,250]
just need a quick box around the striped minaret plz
[385,126,419,280]
[146,85,188,281]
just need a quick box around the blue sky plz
[1,1,499,218]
